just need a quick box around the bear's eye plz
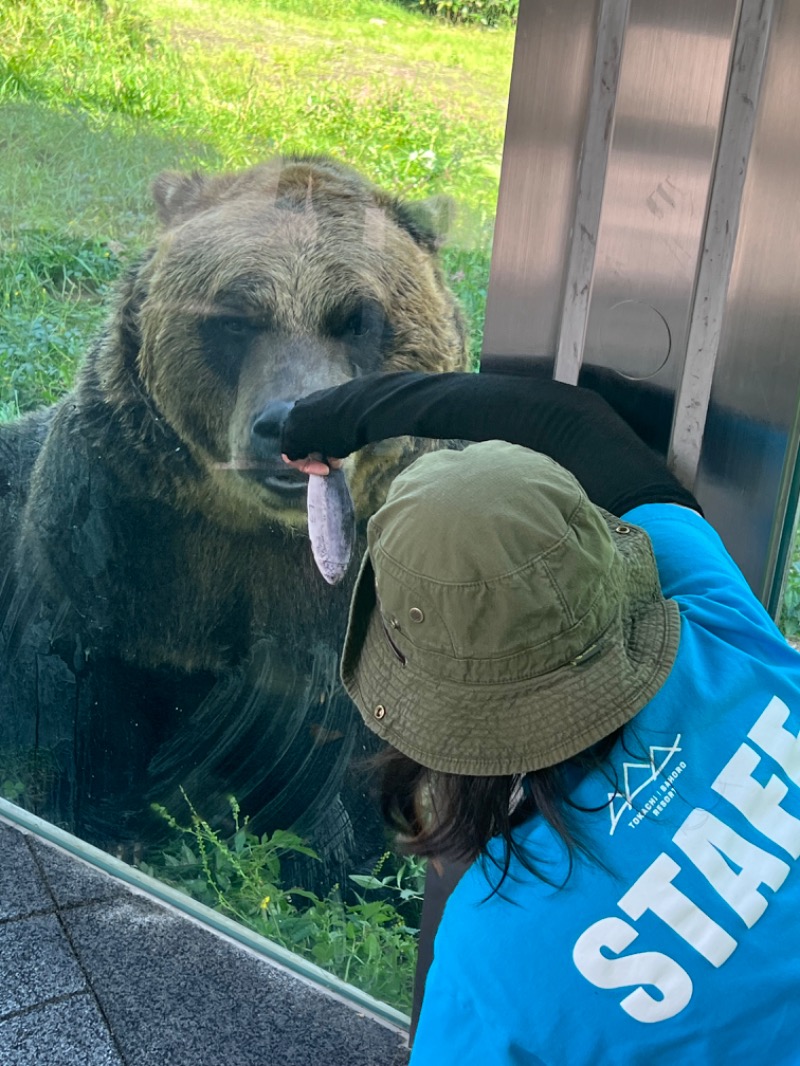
[325,300,393,373]
[341,310,371,338]
[198,313,265,390]
[327,300,385,341]
[218,316,256,337]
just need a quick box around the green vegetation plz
[404,0,518,26]
[138,792,425,1013]
[780,554,800,641]
[0,748,59,808]
[0,0,514,415]
[0,230,122,414]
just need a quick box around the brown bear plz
[0,155,468,878]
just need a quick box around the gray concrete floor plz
[0,819,411,1066]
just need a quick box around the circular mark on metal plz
[599,301,672,380]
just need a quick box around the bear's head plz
[99,156,469,531]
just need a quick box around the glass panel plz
[0,0,514,1017]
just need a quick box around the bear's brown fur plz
[0,156,468,869]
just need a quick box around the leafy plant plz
[0,748,59,808]
[138,792,425,1013]
[781,549,800,640]
[401,0,519,27]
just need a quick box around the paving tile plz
[0,915,87,1017]
[0,826,53,921]
[29,839,129,909]
[63,896,410,1066]
[0,994,123,1066]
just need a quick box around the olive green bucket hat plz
[341,440,680,776]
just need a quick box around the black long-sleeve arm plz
[281,371,700,516]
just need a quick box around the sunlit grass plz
[0,0,513,415]
[0,104,220,239]
[0,0,511,218]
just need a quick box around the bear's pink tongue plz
[307,467,356,585]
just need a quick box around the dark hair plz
[373,728,624,892]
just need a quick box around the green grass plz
[0,225,124,411]
[0,0,514,418]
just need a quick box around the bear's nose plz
[251,400,294,456]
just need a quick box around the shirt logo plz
[575,695,800,1024]
[607,735,685,835]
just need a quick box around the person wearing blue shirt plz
[280,371,800,1064]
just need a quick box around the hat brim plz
[341,514,680,776]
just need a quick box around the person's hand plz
[280,452,343,476]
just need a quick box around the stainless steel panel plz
[482,0,600,361]
[668,1,776,486]
[485,0,800,607]
[694,0,800,608]
[555,0,630,385]
[581,0,739,400]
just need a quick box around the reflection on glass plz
[0,0,514,1012]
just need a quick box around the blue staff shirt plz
[411,504,800,1065]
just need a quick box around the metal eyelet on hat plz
[409,607,424,623]
[374,705,386,720]
[615,525,632,535]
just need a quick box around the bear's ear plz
[389,195,456,253]
[151,170,211,226]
